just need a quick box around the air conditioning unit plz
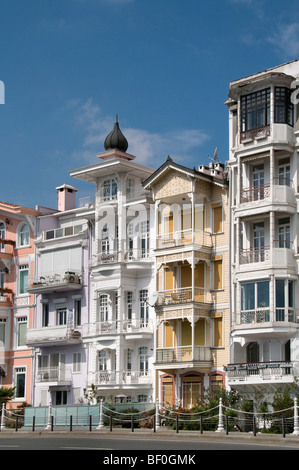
[65,272,80,283]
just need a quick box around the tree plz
[0,386,15,406]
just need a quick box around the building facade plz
[0,201,40,408]
[69,119,156,404]
[143,156,230,408]
[26,185,91,406]
[226,60,299,400]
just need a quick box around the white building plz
[70,119,156,404]
[226,60,299,400]
[27,185,91,406]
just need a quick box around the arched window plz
[19,223,30,246]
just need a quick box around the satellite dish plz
[147,292,158,306]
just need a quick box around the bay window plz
[241,280,269,323]
[241,88,270,132]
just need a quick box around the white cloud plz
[267,22,299,59]
[67,98,210,168]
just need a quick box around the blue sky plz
[1,0,299,209]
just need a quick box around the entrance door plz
[182,376,202,409]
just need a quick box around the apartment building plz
[143,156,230,408]
[0,201,40,408]
[26,185,91,406]
[226,60,299,400]
[70,119,156,404]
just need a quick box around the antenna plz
[208,147,219,162]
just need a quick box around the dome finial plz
[104,115,128,153]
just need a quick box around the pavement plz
[1,425,299,446]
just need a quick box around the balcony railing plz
[36,366,72,383]
[156,287,209,306]
[240,184,270,204]
[88,370,152,386]
[240,247,270,264]
[83,319,153,336]
[239,308,298,325]
[90,250,151,266]
[156,229,212,249]
[225,361,293,381]
[156,346,211,363]
[28,271,82,291]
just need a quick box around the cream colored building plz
[143,156,230,408]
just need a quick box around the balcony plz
[240,247,270,265]
[36,366,72,384]
[90,250,151,267]
[239,180,295,209]
[26,325,82,347]
[82,319,153,338]
[239,308,298,325]
[156,229,212,250]
[225,361,295,391]
[0,290,13,307]
[156,287,210,306]
[27,271,82,294]
[156,346,211,367]
[88,370,152,387]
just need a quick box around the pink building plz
[0,201,40,409]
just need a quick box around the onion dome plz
[104,115,128,153]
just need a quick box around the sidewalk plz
[1,425,299,445]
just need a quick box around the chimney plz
[56,184,77,211]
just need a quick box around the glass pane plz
[275,280,285,307]
[16,373,25,398]
[18,322,27,346]
[257,281,269,307]
[241,283,254,310]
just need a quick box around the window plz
[17,317,27,347]
[212,313,223,347]
[74,298,81,326]
[278,158,291,186]
[73,352,81,373]
[126,291,133,321]
[55,390,67,405]
[241,280,270,323]
[56,307,67,325]
[253,222,265,260]
[241,88,270,132]
[19,264,29,294]
[139,346,148,373]
[213,259,222,290]
[19,223,30,246]
[127,349,132,371]
[141,220,149,257]
[0,318,6,347]
[0,222,5,252]
[42,302,49,327]
[98,350,107,371]
[276,279,294,321]
[212,205,222,233]
[101,224,110,254]
[14,367,26,399]
[138,394,148,402]
[139,290,148,325]
[99,294,109,322]
[102,178,117,201]
[274,87,294,126]
[127,222,134,259]
[278,218,290,249]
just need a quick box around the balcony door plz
[253,222,265,261]
[252,164,264,200]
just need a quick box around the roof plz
[142,156,228,190]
